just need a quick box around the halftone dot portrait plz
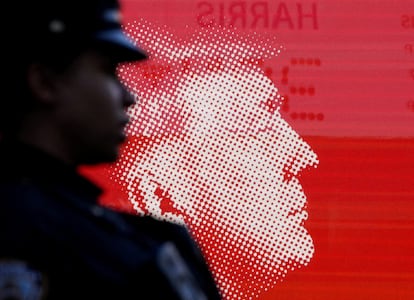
[99,20,319,300]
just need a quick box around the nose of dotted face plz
[297,137,319,169]
[288,136,319,179]
[273,117,319,177]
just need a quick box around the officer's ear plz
[26,62,58,105]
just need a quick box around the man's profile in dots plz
[110,20,319,300]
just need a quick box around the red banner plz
[82,1,414,299]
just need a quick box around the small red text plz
[401,15,414,28]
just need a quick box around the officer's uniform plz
[0,140,222,299]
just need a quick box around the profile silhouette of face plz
[113,20,319,300]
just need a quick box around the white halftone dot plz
[115,20,318,300]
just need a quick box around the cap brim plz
[94,29,148,62]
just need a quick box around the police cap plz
[8,0,147,62]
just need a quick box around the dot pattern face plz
[112,20,319,300]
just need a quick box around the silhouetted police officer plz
[0,0,222,299]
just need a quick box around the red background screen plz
[84,1,414,299]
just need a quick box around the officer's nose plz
[122,86,136,108]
